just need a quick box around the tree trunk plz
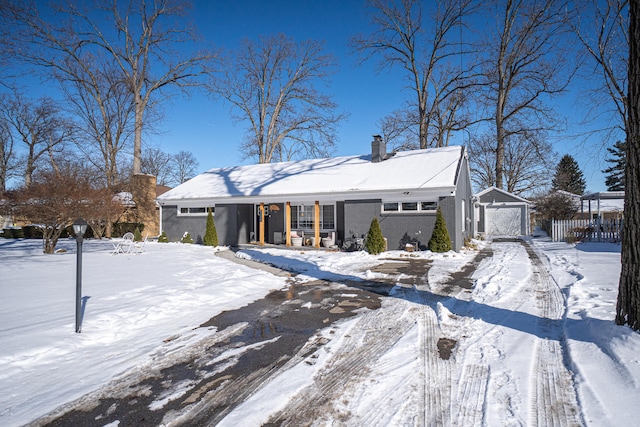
[616,0,640,330]
[133,93,143,174]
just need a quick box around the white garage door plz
[486,205,523,236]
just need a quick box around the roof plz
[581,192,625,212]
[475,187,530,204]
[157,146,465,204]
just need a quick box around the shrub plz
[181,231,193,244]
[133,228,142,242]
[365,217,386,255]
[203,209,218,246]
[428,207,452,253]
[158,231,169,243]
[112,222,144,237]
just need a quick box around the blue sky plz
[148,0,616,194]
[10,0,619,193]
[154,0,408,172]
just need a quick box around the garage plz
[475,187,530,237]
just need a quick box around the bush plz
[133,228,142,242]
[428,207,452,253]
[158,231,169,243]
[365,217,386,255]
[181,231,193,244]
[112,222,144,237]
[203,209,218,246]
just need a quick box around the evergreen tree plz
[158,231,169,243]
[203,209,219,246]
[181,232,193,244]
[551,154,586,195]
[603,140,626,191]
[428,207,452,252]
[365,217,385,255]
[133,228,142,242]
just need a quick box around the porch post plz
[285,202,292,247]
[259,202,265,246]
[314,200,320,247]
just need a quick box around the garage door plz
[485,205,523,236]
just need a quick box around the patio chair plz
[132,234,148,254]
[112,232,134,255]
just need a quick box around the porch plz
[254,201,337,249]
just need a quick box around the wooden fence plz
[549,218,623,243]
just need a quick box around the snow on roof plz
[157,146,464,202]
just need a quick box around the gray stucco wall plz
[161,205,207,243]
[343,199,456,251]
[479,188,519,204]
[160,203,253,245]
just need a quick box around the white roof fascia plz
[158,186,457,206]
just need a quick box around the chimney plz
[371,134,386,163]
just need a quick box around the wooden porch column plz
[314,200,320,247]
[259,202,265,246]
[285,202,292,246]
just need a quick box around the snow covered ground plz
[1,234,639,426]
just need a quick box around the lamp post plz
[73,218,88,333]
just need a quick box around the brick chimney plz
[371,134,386,163]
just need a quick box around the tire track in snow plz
[418,300,453,426]
[523,241,584,427]
[264,301,417,426]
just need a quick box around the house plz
[156,136,476,251]
[475,187,531,237]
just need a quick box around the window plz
[179,206,213,215]
[383,203,399,212]
[322,205,335,229]
[382,201,438,213]
[290,204,335,230]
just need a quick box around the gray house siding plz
[343,198,464,251]
[479,188,515,204]
[217,204,253,246]
[161,203,253,245]
[161,205,207,243]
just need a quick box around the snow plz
[1,234,639,426]
[157,146,462,202]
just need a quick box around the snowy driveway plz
[26,239,585,426]
[4,237,637,426]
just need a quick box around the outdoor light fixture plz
[73,218,88,333]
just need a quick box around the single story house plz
[475,187,531,237]
[156,136,476,251]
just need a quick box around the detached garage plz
[475,187,530,237]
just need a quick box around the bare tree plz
[351,0,479,149]
[616,0,640,331]
[0,119,17,192]
[0,93,74,187]
[61,60,135,189]
[479,0,573,190]
[214,34,344,163]
[571,0,628,141]
[378,108,420,152]
[141,147,174,186]
[171,150,198,185]
[6,0,216,174]
[468,130,555,195]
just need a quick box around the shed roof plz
[157,146,465,203]
[475,187,530,204]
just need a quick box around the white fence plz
[550,218,623,243]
